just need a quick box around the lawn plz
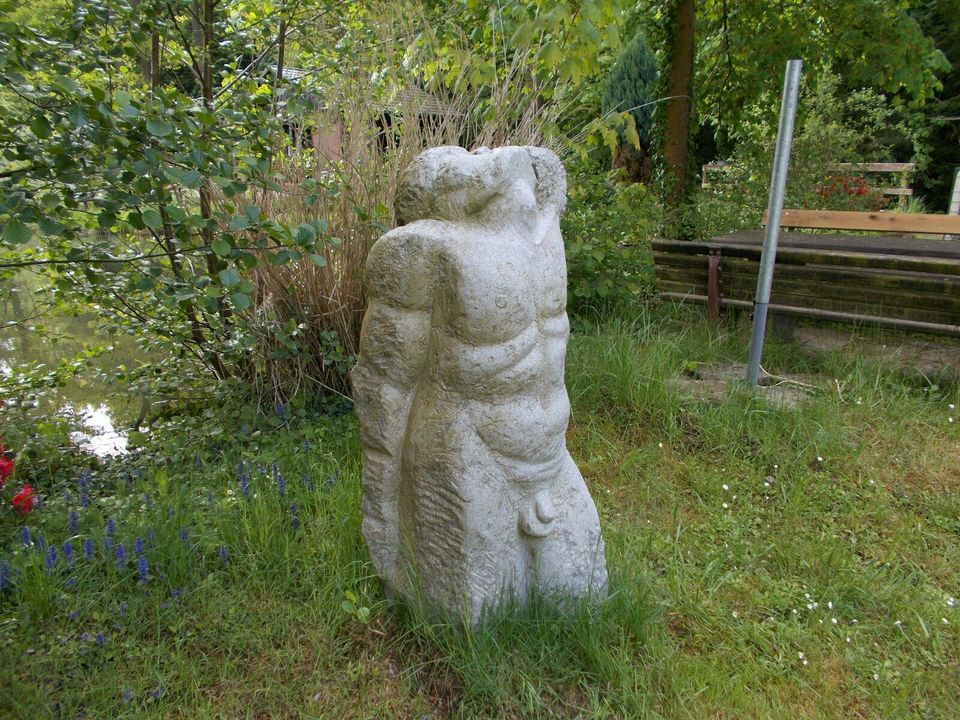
[2,307,958,719]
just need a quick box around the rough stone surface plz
[352,146,608,623]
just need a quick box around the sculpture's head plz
[395,145,565,226]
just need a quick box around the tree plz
[660,0,695,214]
[602,30,658,182]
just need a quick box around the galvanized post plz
[745,59,803,389]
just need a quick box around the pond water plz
[1,277,144,457]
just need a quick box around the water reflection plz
[2,278,144,457]
[68,404,129,456]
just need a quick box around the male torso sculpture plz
[352,146,607,623]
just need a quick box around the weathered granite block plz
[352,145,607,623]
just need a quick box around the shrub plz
[601,31,659,182]
[561,158,661,316]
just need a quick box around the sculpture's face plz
[395,146,537,224]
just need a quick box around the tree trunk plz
[663,0,696,219]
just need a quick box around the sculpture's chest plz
[437,228,567,344]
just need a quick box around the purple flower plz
[0,562,11,590]
[106,518,116,537]
[170,587,183,599]
[44,546,58,571]
[19,526,30,548]
[95,633,105,647]
[137,555,148,583]
[218,545,229,565]
[179,528,190,548]
[115,543,126,570]
[83,538,95,560]
[69,610,79,621]
[276,471,286,497]
[150,686,165,700]
[80,493,90,508]
[134,537,145,556]
[69,511,79,534]
[36,534,46,554]
[63,541,74,566]
[65,577,77,588]
[121,688,133,704]
[291,516,301,531]
[194,455,203,470]
[277,401,287,423]
[80,632,90,642]
[78,473,89,492]
[104,536,113,553]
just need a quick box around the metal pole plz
[745,59,803,388]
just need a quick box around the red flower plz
[11,485,35,516]
[0,455,13,487]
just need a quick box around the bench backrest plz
[761,208,960,236]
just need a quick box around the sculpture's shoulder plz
[365,221,447,310]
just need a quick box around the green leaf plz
[30,115,52,139]
[228,215,251,232]
[294,223,317,246]
[308,254,327,268]
[2,221,32,245]
[37,218,65,237]
[141,209,163,230]
[218,268,241,287]
[146,118,173,137]
[211,238,232,257]
[229,291,251,311]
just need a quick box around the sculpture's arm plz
[351,227,435,574]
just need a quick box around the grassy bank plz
[1,308,958,719]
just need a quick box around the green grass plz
[1,307,958,718]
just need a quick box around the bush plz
[561,158,661,316]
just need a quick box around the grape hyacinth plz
[0,562,11,591]
[134,536,145,556]
[137,555,149,584]
[121,688,133,705]
[238,461,250,498]
[218,545,229,565]
[69,511,79,534]
[80,493,90,509]
[83,538,95,560]
[36,533,46,553]
[276,471,286,497]
[277,401,287,423]
[115,543,126,570]
[63,541,74,566]
[44,546,58,572]
[106,518,116,538]
[289,503,300,531]
[19,526,30,548]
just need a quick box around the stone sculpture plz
[352,145,607,623]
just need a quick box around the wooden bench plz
[653,209,960,337]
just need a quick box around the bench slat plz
[704,231,960,259]
[660,292,960,336]
[652,253,960,293]
[759,208,960,234]
[652,240,960,276]
[654,264,960,310]
[655,270,960,322]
